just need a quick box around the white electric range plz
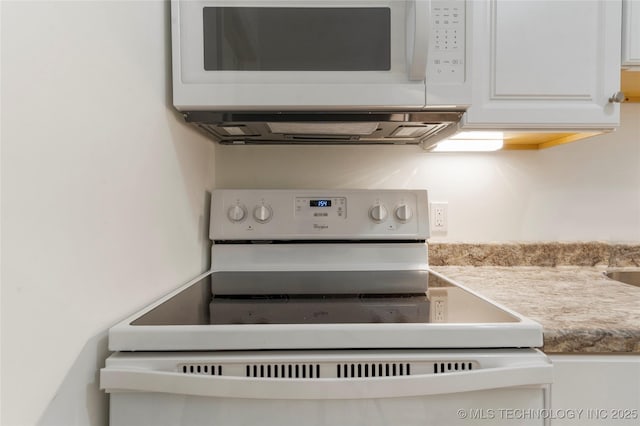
[101,189,552,426]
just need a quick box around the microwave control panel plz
[210,189,429,240]
[427,0,466,84]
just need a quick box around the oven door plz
[172,0,429,110]
[102,349,552,426]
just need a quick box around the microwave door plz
[172,0,429,110]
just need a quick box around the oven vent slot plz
[245,364,322,379]
[433,361,475,374]
[178,364,223,375]
[337,363,411,378]
[176,360,479,379]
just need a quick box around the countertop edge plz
[431,265,640,355]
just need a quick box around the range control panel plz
[210,189,429,240]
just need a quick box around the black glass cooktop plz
[130,271,517,326]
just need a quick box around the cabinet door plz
[549,355,640,426]
[463,0,622,129]
[622,0,640,68]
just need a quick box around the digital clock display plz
[310,199,332,207]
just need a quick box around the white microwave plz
[171,0,470,147]
[172,0,469,110]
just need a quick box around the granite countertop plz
[431,265,640,354]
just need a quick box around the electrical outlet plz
[427,288,448,322]
[430,202,448,234]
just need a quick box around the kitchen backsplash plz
[429,242,640,267]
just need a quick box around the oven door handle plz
[407,0,429,81]
[101,363,552,399]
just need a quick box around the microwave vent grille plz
[187,111,463,147]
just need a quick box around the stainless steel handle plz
[407,0,429,81]
[609,91,626,103]
[101,363,553,400]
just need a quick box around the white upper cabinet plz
[462,0,622,130]
[622,0,640,68]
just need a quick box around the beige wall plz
[1,1,214,425]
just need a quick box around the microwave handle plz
[407,0,429,81]
[101,363,552,400]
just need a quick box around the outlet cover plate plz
[430,202,448,234]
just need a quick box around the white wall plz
[215,103,640,243]
[1,1,214,425]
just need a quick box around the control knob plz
[253,204,273,223]
[369,204,388,223]
[394,204,413,222]
[227,204,247,222]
